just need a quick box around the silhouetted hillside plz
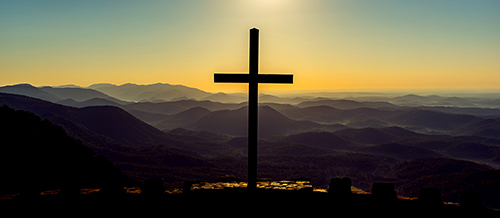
[391,158,492,182]
[453,118,500,139]
[186,106,342,138]
[334,127,394,145]
[280,104,500,138]
[261,102,297,111]
[151,106,212,131]
[58,97,126,108]
[225,137,336,156]
[41,112,125,150]
[137,89,186,102]
[315,108,488,135]
[390,94,437,106]
[0,93,210,151]
[0,84,126,105]
[280,132,354,151]
[71,106,177,148]
[257,141,336,156]
[0,93,247,185]
[0,93,174,148]
[330,126,500,164]
[0,105,133,196]
[419,106,500,118]
[39,86,112,102]
[444,142,500,160]
[280,105,395,125]
[388,94,500,108]
[297,99,398,110]
[385,109,481,131]
[377,126,428,138]
[185,107,246,136]
[89,83,211,102]
[168,128,231,142]
[451,135,500,147]
[259,94,307,104]
[0,92,77,118]
[0,84,60,102]
[346,117,389,128]
[356,143,443,160]
[123,100,244,116]
[257,153,401,188]
[398,169,500,209]
[127,110,171,123]
[280,105,343,123]
[200,92,246,103]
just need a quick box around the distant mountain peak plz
[0,83,60,102]
[151,82,168,85]
[5,83,37,88]
[175,106,211,116]
[121,83,139,87]
[87,83,118,89]
[213,92,230,96]
[403,94,422,97]
[51,84,82,88]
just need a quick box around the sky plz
[1,0,499,93]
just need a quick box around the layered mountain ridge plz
[2,83,500,209]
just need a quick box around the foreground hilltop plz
[3,182,499,217]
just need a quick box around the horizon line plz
[2,82,500,95]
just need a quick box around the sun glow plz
[254,0,287,7]
[245,0,300,13]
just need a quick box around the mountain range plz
[2,83,500,109]
[88,83,212,102]
[2,90,500,163]
[2,83,500,209]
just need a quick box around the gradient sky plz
[1,0,499,93]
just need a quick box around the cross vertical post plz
[214,28,293,191]
[248,28,259,191]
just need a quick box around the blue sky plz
[1,0,499,92]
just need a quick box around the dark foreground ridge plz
[2,178,499,216]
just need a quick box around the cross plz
[214,28,293,191]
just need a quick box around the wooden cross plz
[214,28,293,190]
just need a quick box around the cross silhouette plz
[214,28,293,190]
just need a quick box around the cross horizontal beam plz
[214,73,293,84]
